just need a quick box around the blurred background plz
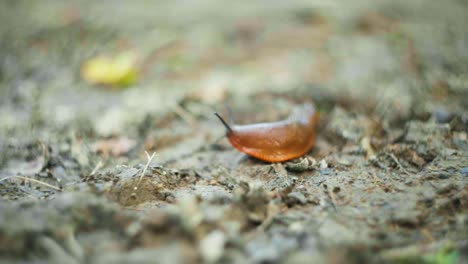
[1,0,466,139]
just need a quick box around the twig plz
[173,105,197,126]
[89,160,103,176]
[328,189,338,212]
[421,228,435,243]
[0,175,62,191]
[389,153,411,175]
[134,151,156,191]
[329,188,338,205]
[315,179,326,186]
[38,140,50,171]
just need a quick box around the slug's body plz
[215,103,318,162]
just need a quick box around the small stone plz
[287,191,308,205]
[461,167,468,177]
[289,222,305,234]
[320,168,333,176]
[433,106,452,123]
[285,157,316,172]
[319,159,328,169]
[200,230,225,263]
[337,158,352,166]
[436,183,457,195]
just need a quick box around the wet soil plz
[1,1,467,263]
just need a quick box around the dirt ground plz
[0,1,467,263]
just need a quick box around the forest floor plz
[0,1,467,263]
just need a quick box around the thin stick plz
[38,140,50,170]
[174,105,196,126]
[329,188,338,207]
[134,151,156,191]
[89,160,103,176]
[390,153,411,175]
[327,189,338,212]
[0,175,62,191]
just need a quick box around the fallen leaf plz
[1,141,49,176]
[92,137,137,157]
[81,52,139,87]
[3,156,45,176]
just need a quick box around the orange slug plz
[214,103,319,162]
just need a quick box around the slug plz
[214,103,319,162]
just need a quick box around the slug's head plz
[214,112,233,136]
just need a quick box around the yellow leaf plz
[81,52,139,87]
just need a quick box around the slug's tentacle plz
[214,113,233,133]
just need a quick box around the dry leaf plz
[92,137,137,157]
[1,141,49,176]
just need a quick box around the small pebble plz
[320,168,333,176]
[461,167,468,177]
[287,191,307,205]
[433,106,452,123]
[319,159,328,169]
[200,230,226,263]
[462,113,468,127]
